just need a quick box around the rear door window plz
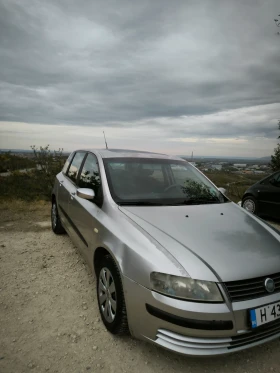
[62,152,74,174]
[67,152,86,184]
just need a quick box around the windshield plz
[104,158,227,206]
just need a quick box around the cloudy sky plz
[0,0,280,157]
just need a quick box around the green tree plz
[270,121,280,172]
[30,145,65,197]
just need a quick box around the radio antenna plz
[103,131,108,149]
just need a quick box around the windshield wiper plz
[118,201,165,206]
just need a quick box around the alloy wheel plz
[98,267,117,323]
[243,199,255,213]
[52,203,57,228]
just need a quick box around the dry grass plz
[0,199,50,227]
[0,199,50,212]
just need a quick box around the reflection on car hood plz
[119,202,280,282]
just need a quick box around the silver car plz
[51,149,280,356]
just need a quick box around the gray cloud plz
[0,0,280,152]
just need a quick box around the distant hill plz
[0,148,271,161]
[179,155,271,165]
[0,149,33,153]
[178,155,270,160]
[258,156,271,161]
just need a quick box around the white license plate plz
[250,301,280,328]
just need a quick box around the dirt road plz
[1,202,280,373]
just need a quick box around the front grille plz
[229,318,280,349]
[224,272,280,302]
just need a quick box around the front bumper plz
[123,276,280,356]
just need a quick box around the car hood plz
[119,202,280,282]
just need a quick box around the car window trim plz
[76,152,88,186]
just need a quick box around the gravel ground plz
[0,202,280,373]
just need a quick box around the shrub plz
[0,152,35,173]
[30,145,65,197]
[0,145,67,201]
[0,172,46,200]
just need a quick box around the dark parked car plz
[242,171,280,219]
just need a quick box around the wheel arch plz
[93,246,122,276]
[242,192,256,202]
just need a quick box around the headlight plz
[150,272,223,302]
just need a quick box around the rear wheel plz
[51,200,66,234]
[242,196,258,214]
[96,255,129,335]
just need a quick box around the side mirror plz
[77,188,95,200]
[218,187,227,195]
[269,178,276,185]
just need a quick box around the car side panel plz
[256,184,271,215]
[256,184,280,218]
[68,186,102,267]
[90,204,221,286]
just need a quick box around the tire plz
[242,196,258,215]
[51,199,66,234]
[96,255,129,335]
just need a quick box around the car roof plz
[83,148,184,160]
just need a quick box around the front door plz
[59,151,86,236]
[267,172,280,218]
[68,152,104,266]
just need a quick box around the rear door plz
[258,172,280,218]
[67,152,104,265]
[57,151,86,233]
[269,172,280,218]
[56,152,74,229]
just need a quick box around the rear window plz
[62,153,74,174]
[67,152,86,183]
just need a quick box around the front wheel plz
[96,255,129,335]
[242,196,258,215]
